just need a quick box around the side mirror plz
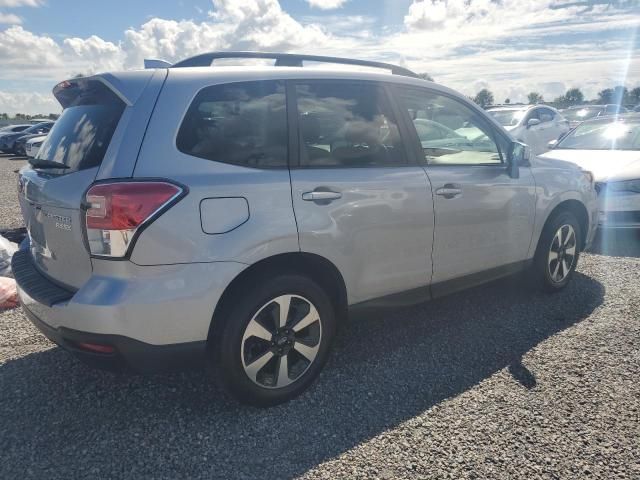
[547,139,558,150]
[527,118,541,128]
[508,141,529,178]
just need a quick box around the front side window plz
[396,88,506,165]
[538,108,555,123]
[177,81,288,168]
[295,82,405,167]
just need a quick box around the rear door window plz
[176,80,288,168]
[37,81,125,172]
[294,81,406,168]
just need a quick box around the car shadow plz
[588,229,640,258]
[0,272,604,479]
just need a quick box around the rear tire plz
[213,274,336,407]
[530,210,582,292]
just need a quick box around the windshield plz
[20,122,51,135]
[488,109,526,127]
[562,107,602,121]
[36,82,125,172]
[556,118,640,150]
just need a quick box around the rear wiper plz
[28,158,70,169]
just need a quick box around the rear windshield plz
[36,80,125,172]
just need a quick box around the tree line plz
[0,113,59,121]
[471,85,640,109]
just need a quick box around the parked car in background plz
[0,121,54,154]
[25,135,47,159]
[28,118,53,125]
[13,52,598,406]
[14,123,55,156]
[0,124,30,134]
[561,104,629,128]
[487,105,570,155]
[540,113,640,229]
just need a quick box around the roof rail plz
[170,51,418,78]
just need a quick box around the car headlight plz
[33,142,42,147]
[608,179,640,194]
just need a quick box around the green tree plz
[0,113,8,120]
[504,98,511,104]
[527,92,543,104]
[418,72,434,82]
[553,95,567,108]
[630,87,640,104]
[473,89,494,108]
[564,88,584,105]
[597,88,614,104]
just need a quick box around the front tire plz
[214,274,336,407]
[531,210,582,292]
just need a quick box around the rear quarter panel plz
[130,70,299,266]
[528,156,598,257]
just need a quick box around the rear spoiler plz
[52,70,161,108]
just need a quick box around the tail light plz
[84,181,184,258]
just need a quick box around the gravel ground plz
[0,154,24,230]
[1,155,639,479]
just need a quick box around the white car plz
[539,114,640,229]
[25,135,47,159]
[488,105,570,156]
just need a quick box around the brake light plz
[84,181,183,257]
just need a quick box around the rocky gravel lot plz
[1,154,639,479]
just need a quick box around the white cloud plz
[0,90,58,115]
[0,0,638,113]
[305,0,349,9]
[0,26,63,77]
[0,0,42,6]
[0,12,21,24]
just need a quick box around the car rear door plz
[17,72,164,289]
[288,80,434,304]
[391,85,537,293]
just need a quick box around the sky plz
[0,0,638,115]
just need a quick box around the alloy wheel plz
[548,224,577,283]
[240,294,322,389]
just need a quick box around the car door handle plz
[302,190,342,202]
[435,184,462,199]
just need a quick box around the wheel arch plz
[541,199,590,250]
[207,252,348,344]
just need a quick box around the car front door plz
[537,107,564,149]
[288,81,435,305]
[392,86,537,294]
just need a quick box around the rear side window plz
[177,81,288,168]
[295,82,405,168]
[38,80,125,172]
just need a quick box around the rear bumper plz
[13,250,247,372]
[22,302,206,373]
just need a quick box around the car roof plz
[78,65,470,106]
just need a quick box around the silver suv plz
[13,53,598,406]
